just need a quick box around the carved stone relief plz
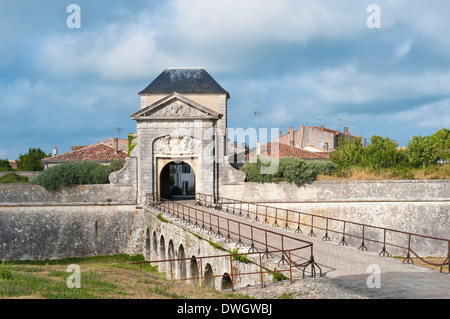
[153,135,201,155]
[149,102,206,118]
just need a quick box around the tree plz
[406,135,438,168]
[329,137,365,168]
[431,128,450,162]
[16,148,49,171]
[0,159,13,171]
[364,135,403,169]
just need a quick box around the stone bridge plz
[138,197,320,291]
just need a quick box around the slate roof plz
[139,68,229,97]
[42,138,128,163]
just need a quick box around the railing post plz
[259,252,264,288]
[229,255,235,292]
[358,225,368,251]
[403,234,414,264]
[322,218,331,241]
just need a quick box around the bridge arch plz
[204,263,215,289]
[145,228,151,260]
[221,273,232,291]
[152,231,158,260]
[178,244,187,279]
[190,256,199,285]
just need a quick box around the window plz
[317,140,323,149]
[182,181,189,194]
[182,164,190,174]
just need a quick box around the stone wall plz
[219,180,450,256]
[0,183,136,206]
[142,206,274,290]
[0,205,136,261]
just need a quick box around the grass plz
[0,254,248,299]
[316,163,450,181]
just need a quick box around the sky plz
[1,0,449,160]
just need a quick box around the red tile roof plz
[42,138,128,163]
[248,142,329,160]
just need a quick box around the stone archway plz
[157,158,198,200]
[159,160,197,199]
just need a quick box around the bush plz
[171,185,184,195]
[33,162,115,190]
[0,173,29,184]
[240,158,336,184]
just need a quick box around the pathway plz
[159,199,450,299]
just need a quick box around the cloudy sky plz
[1,0,449,159]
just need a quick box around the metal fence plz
[144,194,322,289]
[196,193,450,274]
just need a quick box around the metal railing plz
[129,247,308,292]
[145,194,322,282]
[196,193,450,274]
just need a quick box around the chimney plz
[278,130,282,138]
[52,146,58,156]
[343,126,350,134]
[288,127,294,146]
[113,138,118,155]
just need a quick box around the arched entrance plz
[159,160,196,200]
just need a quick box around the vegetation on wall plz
[0,173,29,184]
[327,128,449,180]
[241,128,449,183]
[33,160,124,190]
[241,158,336,184]
[127,133,137,157]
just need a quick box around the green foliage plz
[431,128,450,162]
[364,135,403,169]
[0,159,13,171]
[329,128,449,175]
[329,137,365,168]
[270,268,289,282]
[16,148,49,171]
[406,135,438,168]
[230,248,252,264]
[109,159,125,172]
[171,185,184,195]
[0,172,29,183]
[33,161,115,190]
[128,133,137,157]
[156,213,169,223]
[241,158,336,184]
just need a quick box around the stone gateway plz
[110,68,245,205]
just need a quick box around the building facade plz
[277,125,365,152]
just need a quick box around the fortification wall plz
[0,205,137,261]
[0,183,138,261]
[0,184,136,206]
[220,180,450,256]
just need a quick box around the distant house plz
[41,137,128,169]
[246,142,329,161]
[277,125,365,152]
[169,162,195,195]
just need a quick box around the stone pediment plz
[131,92,220,120]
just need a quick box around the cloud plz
[36,13,177,81]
